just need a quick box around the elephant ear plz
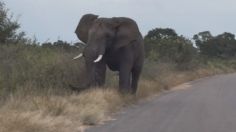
[75,14,98,43]
[112,17,140,49]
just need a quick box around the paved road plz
[87,74,236,132]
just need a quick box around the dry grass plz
[0,88,124,132]
[137,61,236,98]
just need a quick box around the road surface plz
[87,73,236,132]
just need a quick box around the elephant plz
[73,14,144,94]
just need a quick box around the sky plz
[4,0,236,43]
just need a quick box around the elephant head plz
[73,14,141,88]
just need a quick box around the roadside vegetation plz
[1,1,236,132]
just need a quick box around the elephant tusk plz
[73,53,83,60]
[94,55,103,63]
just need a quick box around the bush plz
[0,44,84,99]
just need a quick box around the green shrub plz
[0,44,84,99]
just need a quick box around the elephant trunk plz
[84,44,106,87]
[93,43,106,63]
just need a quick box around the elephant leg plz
[119,65,132,93]
[131,67,142,94]
[95,62,106,87]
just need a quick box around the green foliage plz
[193,31,236,58]
[145,28,197,65]
[0,1,32,44]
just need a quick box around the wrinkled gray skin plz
[75,14,144,94]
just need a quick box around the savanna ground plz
[1,44,236,132]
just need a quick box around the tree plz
[145,28,178,40]
[193,31,214,56]
[0,1,27,44]
[193,31,213,48]
[217,32,235,41]
[145,28,197,64]
[193,31,236,58]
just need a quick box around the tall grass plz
[1,44,236,132]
